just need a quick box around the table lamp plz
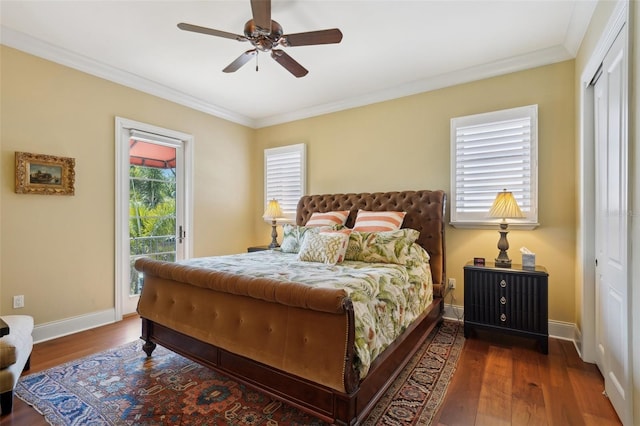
[489,189,524,268]
[263,199,284,249]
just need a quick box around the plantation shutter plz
[264,144,306,218]
[450,105,538,227]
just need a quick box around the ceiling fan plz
[178,0,343,78]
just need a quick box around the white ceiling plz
[1,0,596,128]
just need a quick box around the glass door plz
[115,118,192,317]
[128,139,180,299]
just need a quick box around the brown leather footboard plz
[135,258,355,393]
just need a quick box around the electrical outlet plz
[13,295,25,309]
[448,278,456,289]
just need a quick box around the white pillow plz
[297,230,350,265]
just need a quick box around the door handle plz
[178,225,186,244]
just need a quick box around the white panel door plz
[593,27,631,425]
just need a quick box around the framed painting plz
[15,152,75,195]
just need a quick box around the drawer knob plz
[500,279,507,288]
[500,296,507,305]
[500,314,507,322]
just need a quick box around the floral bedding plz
[181,244,433,378]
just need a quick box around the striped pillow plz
[305,211,349,227]
[352,210,406,232]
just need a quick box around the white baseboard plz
[442,303,578,343]
[548,319,577,341]
[443,303,465,323]
[32,309,118,344]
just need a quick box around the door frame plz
[578,0,631,423]
[114,117,194,319]
[578,0,628,361]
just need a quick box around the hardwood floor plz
[0,317,621,425]
[434,329,622,426]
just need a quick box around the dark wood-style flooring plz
[1,316,621,425]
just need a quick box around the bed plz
[135,190,446,425]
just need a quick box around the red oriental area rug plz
[16,320,463,425]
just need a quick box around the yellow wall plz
[1,47,578,327]
[0,46,255,323]
[254,60,577,323]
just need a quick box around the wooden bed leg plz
[140,317,156,356]
[142,340,156,356]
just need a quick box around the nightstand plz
[247,245,279,252]
[464,261,549,354]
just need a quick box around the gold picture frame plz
[15,152,75,195]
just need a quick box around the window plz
[450,105,538,229]
[264,143,306,220]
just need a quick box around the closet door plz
[593,26,631,425]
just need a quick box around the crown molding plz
[255,45,573,128]
[1,26,256,128]
[563,0,598,56]
[2,24,576,130]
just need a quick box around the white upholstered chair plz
[0,315,34,415]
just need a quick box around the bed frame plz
[136,190,446,425]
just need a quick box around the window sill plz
[450,222,539,230]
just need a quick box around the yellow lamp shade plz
[489,190,524,219]
[263,199,283,220]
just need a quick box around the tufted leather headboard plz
[296,190,447,294]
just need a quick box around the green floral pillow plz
[280,224,320,253]
[280,224,343,253]
[297,230,350,265]
[345,228,420,265]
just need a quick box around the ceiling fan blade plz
[271,49,308,78]
[178,23,246,41]
[223,50,257,73]
[250,0,271,34]
[281,29,343,47]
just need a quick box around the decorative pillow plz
[352,210,406,232]
[280,224,321,253]
[321,228,352,262]
[297,230,350,265]
[345,228,420,264]
[305,211,350,227]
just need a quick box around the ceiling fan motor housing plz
[244,19,283,51]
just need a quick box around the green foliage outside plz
[129,165,176,294]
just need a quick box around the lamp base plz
[494,257,512,268]
[495,224,511,268]
[269,221,280,249]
